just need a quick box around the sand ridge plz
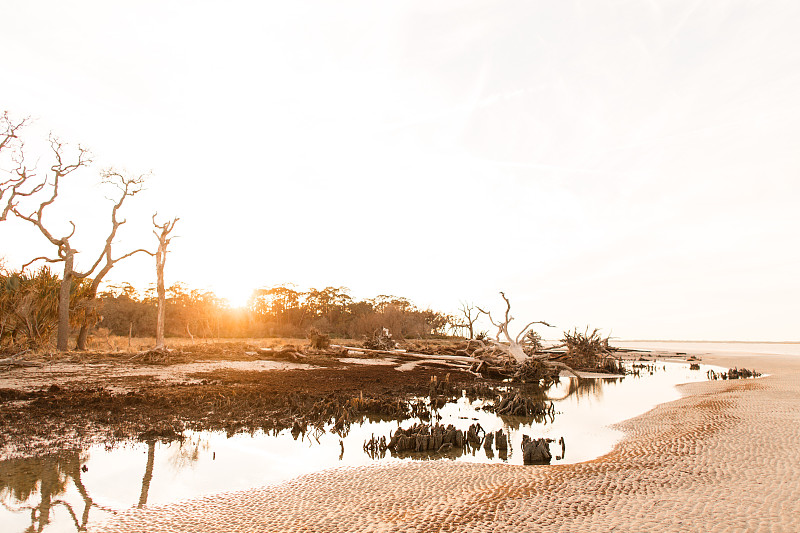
[91,354,800,532]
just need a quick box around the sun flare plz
[213,283,254,310]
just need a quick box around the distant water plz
[615,341,800,358]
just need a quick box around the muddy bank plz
[0,338,645,459]
[0,349,478,459]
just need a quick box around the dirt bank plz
[0,342,479,459]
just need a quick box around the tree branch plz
[21,255,63,270]
[515,320,555,345]
[0,114,40,221]
[11,139,91,247]
[117,248,154,260]
[78,169,147,278]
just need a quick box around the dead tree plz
[476,292,553,364]
[0,113,43,221]
[73,170,152,350]
[451,301,483,339]
[11,137,91,350]
[476,292,581,380]
[12,138,148,350]
[153,214,178,349]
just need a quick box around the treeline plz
[1,272,453,348]
[1,112,456,350]
[99,283,450,340]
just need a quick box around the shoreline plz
[90,350,800,532]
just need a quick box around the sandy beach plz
[85,349,800,532]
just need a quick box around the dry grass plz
[79,334,360,353]
[4,335,469,367]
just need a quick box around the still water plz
[615,340,800,357]
[0,360,723,532]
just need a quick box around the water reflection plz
[546,376,622,402]
[0,452,94,532]
[138,441,154,509]
[0,360,724,532]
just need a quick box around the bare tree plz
[11,136,148,350]
[11,137,91,350]
[451,301,483,339]
[477,292,553,364]
[0,113,43,221]
[73,170,152,350]
[153,214,178,349]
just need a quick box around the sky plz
[1,1,798,341]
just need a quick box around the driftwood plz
[707,367,761,380]
[0,357,40,368]
[127,347,172,364]
[0,349,40,368]
[259,347,307,361]
[330,345,474,365]
[474,292,582,381]
[363,328,396,351]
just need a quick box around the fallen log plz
[0,349,41,368]
[0,357,40,367]
[330,345,476,364]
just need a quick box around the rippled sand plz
[92,352,800,532]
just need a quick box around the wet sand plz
[91,351,800,532]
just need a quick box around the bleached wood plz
[153,214,179,349]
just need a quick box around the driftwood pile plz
[562,327,611,361]
[363,328,396,351]
[707,367,761,380]
[128,347,172,364]
[308,329,331,350]
[511,358,561,384]
[465,293,627,382]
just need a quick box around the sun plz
[214,282,254,310]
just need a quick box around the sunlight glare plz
[214,283,254,310]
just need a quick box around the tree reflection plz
[545,376,622,402]
[167,436,206,471]
[0,452,94,532]
[137,440,155,508]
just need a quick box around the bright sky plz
[1,1,798,341]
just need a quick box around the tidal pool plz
[0,360,724,532]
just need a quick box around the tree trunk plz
[155,246,166,348]
[76,311,90,351]
[76,272,106,350]
[152,216,177,349]
[75,286,99,350]
[57,251,74,351]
